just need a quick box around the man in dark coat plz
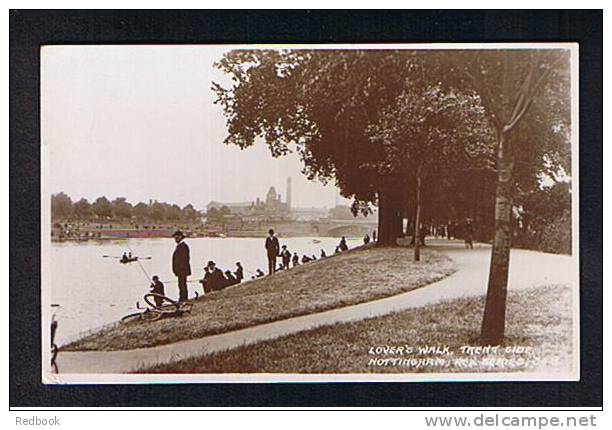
[234,262,244,283]
[172,230,191,301]
[206,260,226,291]
[280,245,291,270]
[200,266,212,293]
[265,229,280,275]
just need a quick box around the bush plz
[538,210,572,254]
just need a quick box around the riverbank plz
[51,218,378,242]
[63,245,456,351]
[140,284,573,374]
[51,231,364,243]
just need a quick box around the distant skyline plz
[42,46,351,211]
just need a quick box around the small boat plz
[119,257,139,264]
[312,239,321,244]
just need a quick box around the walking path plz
[50,240,576,378]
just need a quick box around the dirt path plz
[49,240,576,380]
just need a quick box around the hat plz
[207,260,216,267]
[172,230,185,238]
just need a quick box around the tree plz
[206,207,219,222]
[166,204,183,222]
[92,196,112,220]
[451,49,571,345]
[51,192,72,220]
[369,84,494,260]
[182,203,199,223]
[111,197,133,220]
[514,181,571,254]
[214,50,428,246]
[72,198,92,220]
[132,202,149,222]
[149,201,166,223]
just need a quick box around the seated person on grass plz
[149,275,165,307]
[206,260,226,291]
[224,270,238,287]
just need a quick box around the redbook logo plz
[15,416,61,426]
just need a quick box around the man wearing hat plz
[205,260,225,291]
[172,230,191,301]
[264,228,280,275]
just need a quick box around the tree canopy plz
[214,48,572,344]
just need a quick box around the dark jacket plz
[224,272,238,287]
[172,241,191,276]
[207,267,226,291]
[150,280,165,296]
[265,236,280,256]
[235,266,244,282]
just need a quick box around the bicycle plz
[120,291,198,323]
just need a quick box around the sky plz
[41,45,350,210]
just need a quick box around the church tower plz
[286,176,292,209]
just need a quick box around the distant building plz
[329,204,379,220]
[293,207,329,221]
[206,178,292,220]
[206,200,254,215]
[286,176,292,209]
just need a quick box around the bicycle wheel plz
[140,309,163,321]
[121,312,143,323]
[144,293,178,311]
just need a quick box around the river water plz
[47,236,357,345]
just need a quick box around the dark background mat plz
[9,9,602,408]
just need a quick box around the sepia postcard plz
[40,43,580,384]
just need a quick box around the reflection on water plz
[48,236,354,345]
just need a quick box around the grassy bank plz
[140,285,573,374]
[65,246,456,351]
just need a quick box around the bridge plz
[220,218,378,238]
[311,219,378,237]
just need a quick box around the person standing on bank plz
[280,245,291,270]
[265,229,280,275]
[464,218,474,249]
[292,252,300,267]
[234,262,244,283]
[172,230,191,302]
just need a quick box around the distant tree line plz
[205,205,232,222]
[51,193,201,224]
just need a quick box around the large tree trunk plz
[377,190,402,246]
[481,131,515,345]
[413,171,422,262]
